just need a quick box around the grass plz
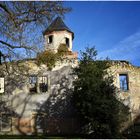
[0,134,82,139]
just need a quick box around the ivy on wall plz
[37,44,71,70]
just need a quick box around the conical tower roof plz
[43,17,74,39]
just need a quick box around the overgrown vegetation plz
[73,47,130,138]
[37,44,71,70]
[57,43,71,56]
[37,50,57,70]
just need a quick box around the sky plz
[63,1,140,66]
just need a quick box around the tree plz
[0,1,71,62]
[73,47,130,138]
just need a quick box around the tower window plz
[48,35,53,44]
[119,74,129,91]
[65,37,69,47]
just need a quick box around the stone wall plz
[0,60,78,135]
[108,61,140,120]
[1,60,140,135]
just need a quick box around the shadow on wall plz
[1,65,81,135]
[122,111,140,138]
[0,97,19,133]
[2,62,30,95]
[5,75,28,95]
[0,63,32,134]
[34,74,81,135]
[0,93,34,135]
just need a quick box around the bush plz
[37,44,73,70]
[37,50,57,70]
[57,44,71,56]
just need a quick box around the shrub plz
[37,50,57,70]
[37,44,73,70]
[57,43,70,56]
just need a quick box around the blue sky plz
[63,1,140,66]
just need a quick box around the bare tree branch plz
[0,1,71,63]
[0,3,11,15]
[0,40,33,50]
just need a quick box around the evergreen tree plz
[73,47,130,138]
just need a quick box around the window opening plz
[119,74,129,91]
[48,35,53,44]
[65,37,69,47]
[29,76,37,93]
[39,76,48,93]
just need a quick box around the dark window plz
[65,37,69,47]
[29,76,37,93]
[39,76,48,93]
[48,35,53,44]
[119,74,129,91]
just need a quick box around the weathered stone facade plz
[108,61,140,120]
[0,16,79,135]
[0,60,140,135]
[0,16,140,135]
[0,59,79,135]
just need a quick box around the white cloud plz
[98,31,140,63]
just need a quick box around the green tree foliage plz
[73,47,130,138]
[37,50,57,70]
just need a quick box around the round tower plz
[43,17,74,52]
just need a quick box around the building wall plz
[108,61,140,119]
[44,31,73,52]
[0,60,78,135]
[1,60,140,135]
